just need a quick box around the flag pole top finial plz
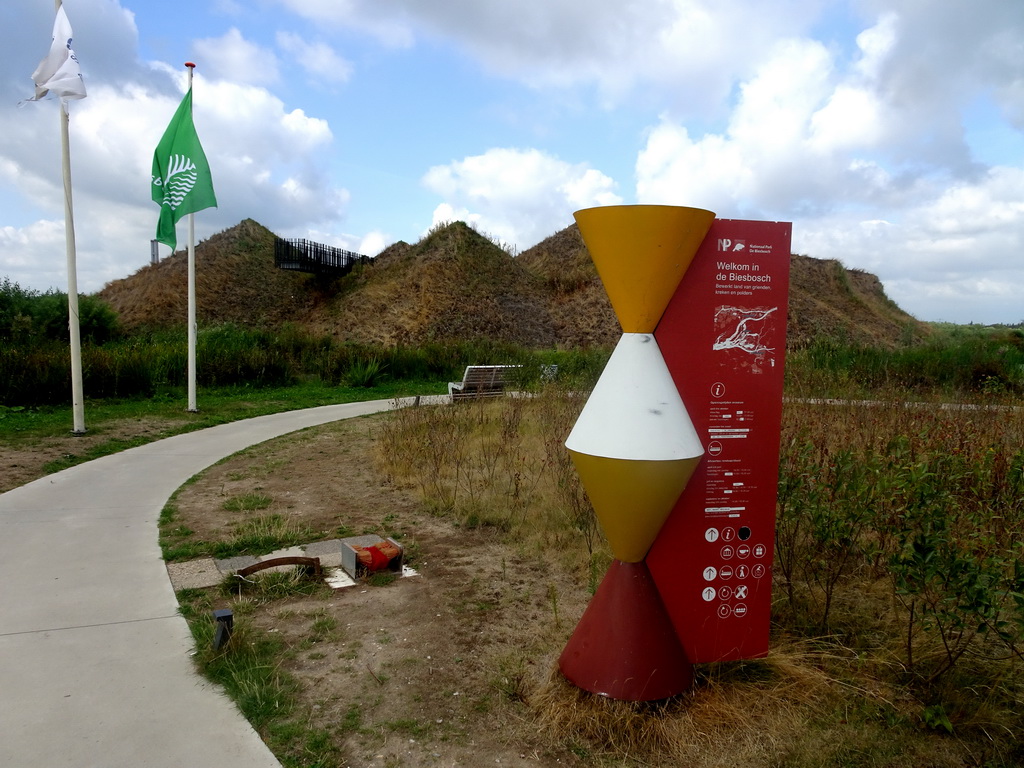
[185,62,196,69]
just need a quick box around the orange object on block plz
[353,540,401,571]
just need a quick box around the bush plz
[787,334,1024,398]
[0,277,120,345]
[776,400,1024,695]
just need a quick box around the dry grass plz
[787,254,929,350]
[527,637,947,767]
[375,388,606,581]
[373,389,1024,766]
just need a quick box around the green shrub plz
[345,356,386,387]
[776,401,1024,699]
[787,334,1024,398]
[0,278,119,345]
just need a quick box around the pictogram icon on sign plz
[753,543,766,558]
[735,585,748,599]
[702,566,717,581]
[702,587,716,602]
[705,527,719,542]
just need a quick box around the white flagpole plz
[185,61,198,412]
[56,0,86,434]
[62,102,86,433]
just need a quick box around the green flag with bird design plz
[151,87,217,250]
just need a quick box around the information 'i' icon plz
[558,205,714,701]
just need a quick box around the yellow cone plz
[569,451,701,562]
[574,205,715,333]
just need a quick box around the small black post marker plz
[212,608,234,650]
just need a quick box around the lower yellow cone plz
[569,451,701,562]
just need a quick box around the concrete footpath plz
[0,398,428,768]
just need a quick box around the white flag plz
[28,5,87,103]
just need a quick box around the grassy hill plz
[787,252,928,348]
[99,219,313,329]
[99,218,927,349]
[302,221,558,347]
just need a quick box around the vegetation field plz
[157,381,1024,768]
[3,270,1024,766]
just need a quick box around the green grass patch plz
[177,589,298,729]
[1,378,445,445]
[222,491,273,512]
[176,588,342,768]
[227,570,328,602]
[161,509,316,563]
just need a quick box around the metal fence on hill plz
[274,238,372,276]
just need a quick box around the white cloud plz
[422,147,622,249]
[850,1,1024,171]
[358,231,387,255]
[277,32,354,86]
[635,123,751,214]
[272,0,415,48]
[809,87,884,154]
[192,28,280,86]
[853,11,897,81]
[269,0,825,111]
[0,221,66,287]
[636,38,847,216]
[213,0,245,16]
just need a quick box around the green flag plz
[151,87,217,250]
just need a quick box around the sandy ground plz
[1,417,182,493]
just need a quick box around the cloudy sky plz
[2,0,1023,324]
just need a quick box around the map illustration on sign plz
[712,305,780,369]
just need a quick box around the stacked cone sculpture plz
[558,205,715,701]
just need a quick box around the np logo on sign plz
[718,238,746,252]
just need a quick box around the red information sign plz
[649,219,791,663]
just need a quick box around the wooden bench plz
[448,365,521,400]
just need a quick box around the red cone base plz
[559,560,693,701]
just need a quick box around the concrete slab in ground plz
[164,538,420,591]
[166,557,222,590]
[302,539,344,567]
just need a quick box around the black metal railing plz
[274,238,372,276]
